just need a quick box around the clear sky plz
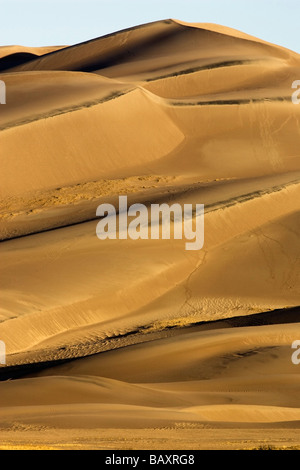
[0,0,299,53]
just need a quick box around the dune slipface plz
[0,20,300,450]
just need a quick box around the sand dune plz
[0,46,66,73]
[0,19,300,449]
[0,45,66,61]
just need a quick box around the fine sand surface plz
[0,19,300,450]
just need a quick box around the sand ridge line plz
[144,58,267,82]
[0,82,291,133]
[1,173,299,241]
[1,305,299,377]
[170,96,293,107]
[0,88,133,132]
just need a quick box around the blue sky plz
[0,0,299,53]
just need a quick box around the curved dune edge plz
[172,20,298,52]
[0,45,67,60]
